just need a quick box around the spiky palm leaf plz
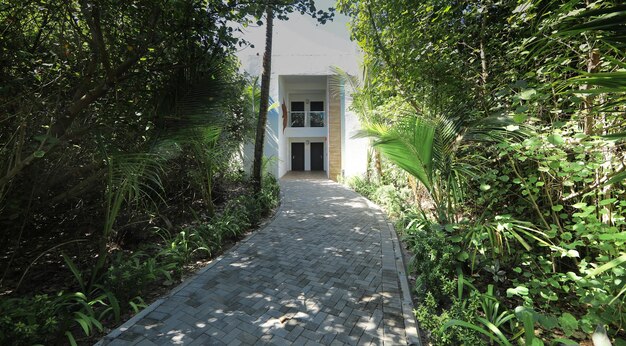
[356,117,435,192]
[106,152,166,207]
[357,109,518,222]
[329,65,377,124]
[541,2,626,110]
[559,3,626,46]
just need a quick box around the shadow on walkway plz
[281,171,328,181]
[97,178,419,345]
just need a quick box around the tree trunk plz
[407,175,419,205]
[478,1,489,113]
[583,49,600,135]
[252,7,274,194]
[375,149,383,181]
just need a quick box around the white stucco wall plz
[236,0,365,179]
[277,76,289,178]
[265,73,280,178]
[237,0,360,77]
[342,94,368,177]
[241,78,280,178]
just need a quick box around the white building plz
[237,3,368,181]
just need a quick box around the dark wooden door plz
[310,142,324,171]
[291,142,304,171]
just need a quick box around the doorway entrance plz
[291,142,304,171]
[311,142,324,171]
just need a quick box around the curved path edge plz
[96,177,421,345]
[94,191,287,346]
[359,197,421,346]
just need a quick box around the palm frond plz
[106,152,166,207]
[329,65,380,123]
[432,115,463,171]
[329,65,361,96]
[355,118,435,192]
[558,4,626,46]
[463,116,528,142]
[568,71,626,92]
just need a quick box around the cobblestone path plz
[97,175,419,345]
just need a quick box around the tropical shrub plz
[0,172,280,344]
[346,176,379,199]
[0,294,63,345]
[103,251,176,308]
[415,291,485,345]
[339,0,626,343]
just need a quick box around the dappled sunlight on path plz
[96,177,419,345]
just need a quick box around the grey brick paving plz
[97,175,419,345]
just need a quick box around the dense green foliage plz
[0,175,279,345]
[340,0,626,344]
[0,0,297,343]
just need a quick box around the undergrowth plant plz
[340,0,626,344]
[0,174,280,345]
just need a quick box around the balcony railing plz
[309,111,325,127]
[289,111,325,128]
[290,112,305,127]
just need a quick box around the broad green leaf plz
[357,118,435,192]
[513,79,528,88]
[515,306,536,346]
[537,314,559,330]
[599,198,617,206]
[74,312,92,335]
[515,105,529,113]
[65,332,78,346]
[602,132,626,140]
[514,113,528,123]
[598,232,626,241]
[442,319,512,346]
[547,134,565,146]
[476,317,513,346]
[563,249,579,258]
[558,313,578,336]
[268,101,280,111]
[606,170,626,185]
[507,286,529,297]
[519,89,537,100]
[551,338,578,345]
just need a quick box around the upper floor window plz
[310,101,324,127]
[289,100,325,128]
[290,101,305,127]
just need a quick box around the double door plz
[291,142,324,171]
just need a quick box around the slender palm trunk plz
[407,175,419,205]
[583,49,600,135]
[478,1,489,114]
[252,7,274,193]
[375,150,383,180]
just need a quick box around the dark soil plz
[0,177,277,345]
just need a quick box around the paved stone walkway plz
[97,175,419,345]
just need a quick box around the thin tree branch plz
[365,1,421,114]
